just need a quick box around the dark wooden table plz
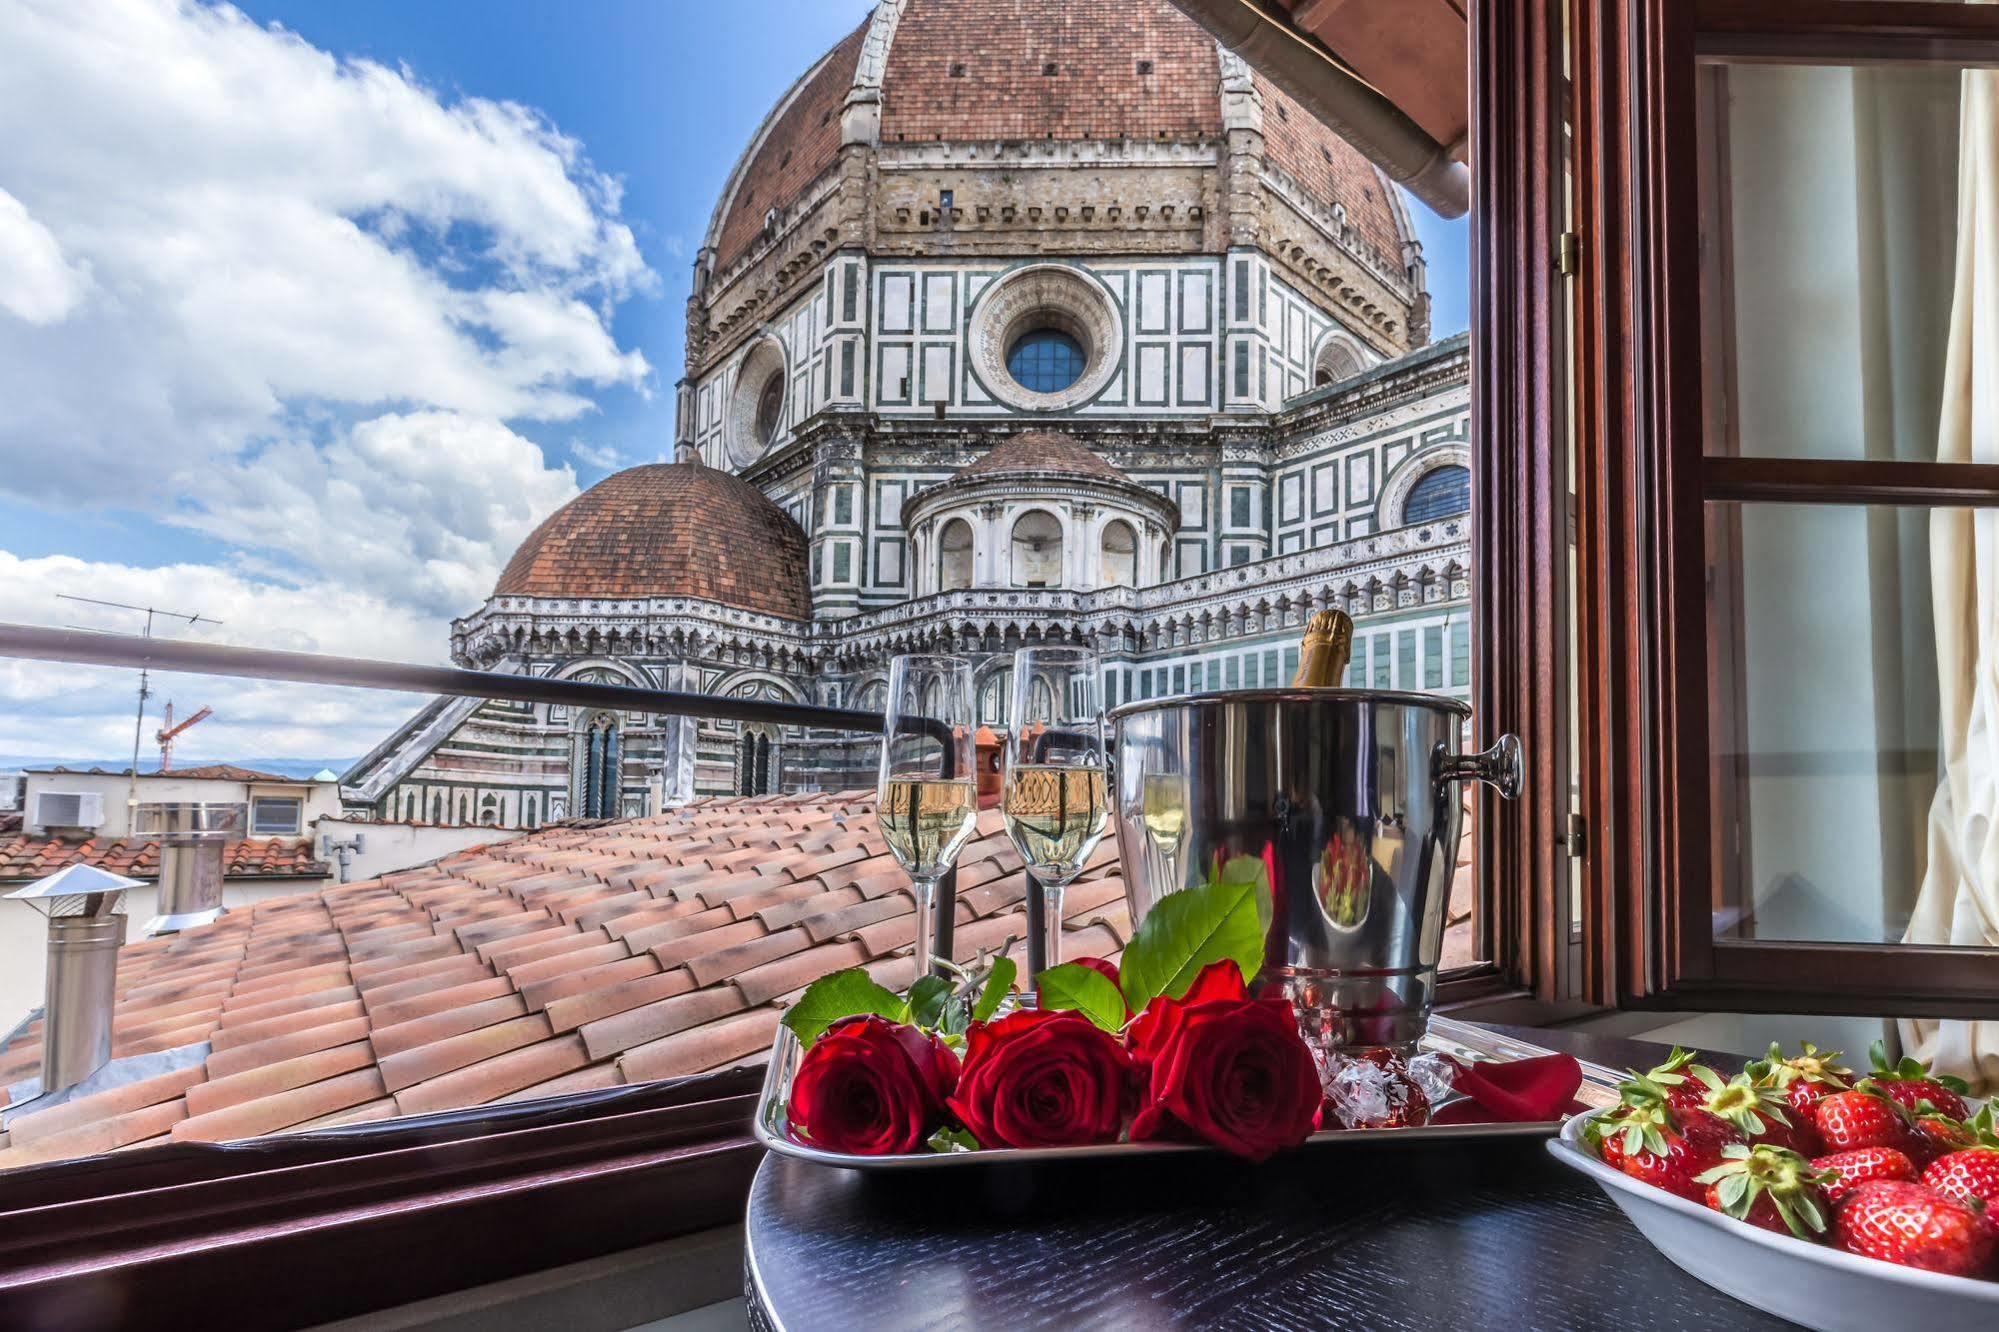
[743,1025,1794,1331]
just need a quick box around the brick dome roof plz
[955,430,1128,484]
[494,463,810,619]
[705,0,1405,270]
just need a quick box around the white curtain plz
[1898,61,1999,1094]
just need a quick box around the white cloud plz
[0,550,442,761]
[0,0,657,502]
[568,436,636,473]
[170,410,580,616]
[0,188,88,324]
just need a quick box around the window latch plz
[1557,231,1581,277]
[1564,812,1588,859]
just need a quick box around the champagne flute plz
[877,654,978,981]
[1001,646,1110,974]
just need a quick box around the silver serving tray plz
[754,1014,1623,1170]
[1550,1103,1999,1330]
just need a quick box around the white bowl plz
[1548,1108,1999,1330]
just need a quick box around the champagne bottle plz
[1291,608,1355,687]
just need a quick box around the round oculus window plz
[1005,328,1085,394]
[754,373,784,445]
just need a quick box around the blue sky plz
[0,0,1463,765]
[236,0,1468,459]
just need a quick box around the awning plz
[1169,0,1471,217]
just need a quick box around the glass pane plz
[1699,60,1966,460]
[1707,501,1969,946]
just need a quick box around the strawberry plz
[1814,1086,1918,1155]
[1921,1124,1999,1224]
[1832,1180,1996,1277]
[1866,1040,1970,1121]
[1589,1064,1743,1202]
[1750,1042,1852,1125]
[1811,1146,1917,1203]
[1695,1143,1834,1239]
[1642,1049,1814,1153]
[1910,1108,1978,1164]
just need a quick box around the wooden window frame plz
[1535,0,1999,1017]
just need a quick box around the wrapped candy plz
[1405,1051,1460,1109]
[1321,1047,1431,1129]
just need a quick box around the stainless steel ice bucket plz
[1109,689,1521,1054]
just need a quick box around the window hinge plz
[1557,231,1581,276]
[1565,812,1588,859]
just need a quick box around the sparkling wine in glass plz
[1001,646,1109,973]
[877,654,977,981]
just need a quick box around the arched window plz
[456,795,469,825]
[1314,340,1365,387]
[1099,519,1137,587]
[1006,329,1085,393]
[855,679,888,713]
[938,518,974,592]
[738,728,778,796]
[1404,465,1471,524]
[429,793,441,824]
[524,794,539,828]
[577,713,620,818]
[1010,510,1064,587]
[980,667,1013,729]
[481,794,500,827]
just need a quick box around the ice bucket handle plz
[1434,733,1523,800]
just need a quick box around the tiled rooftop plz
[0,835,327,883]
[23,763,306,782]
[0,792,1126,1170]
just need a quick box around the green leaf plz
[927,1126,980,1154]
[1117,855,1272,1011]
[781,968,908,1046]
[907,975,952,1029]
[1035,963,1128,1033]
[973,957,1017,1024]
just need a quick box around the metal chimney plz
[135,801,245,935]
[6,864,142,1099]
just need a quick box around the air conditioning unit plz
[35,791,105,831]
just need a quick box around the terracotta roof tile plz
[577,986,747,1062]
[394,1034,592,1116]
[543,967,696,1034]
[0,832,326,883]
[369,994,530,1059]
[377,1014,553,1094]
[183,1042,377,1117]
[518,954,661,1014]
[618,1009,783,1083]
[205,1016,373,1080]
[1,1064,203,1148]
[0,792,1132,1172]
[173,1068,387,1143]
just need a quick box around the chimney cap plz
[7,864,141,916]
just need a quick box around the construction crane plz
[155,702,213,772]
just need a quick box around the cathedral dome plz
[494,462,811,619]
[704,0,1410,271]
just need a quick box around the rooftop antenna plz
[156,701,214,771]
[53,594,218,819]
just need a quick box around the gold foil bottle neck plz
[1290,609,1355,687]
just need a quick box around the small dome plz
[495,463,810,619]
[954,430,1129,484]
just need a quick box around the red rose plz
[788,1015,959,1155]
[946,1009,1134,1149]
[1128,961,1321,1162]
[1127,958,1251,1069]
